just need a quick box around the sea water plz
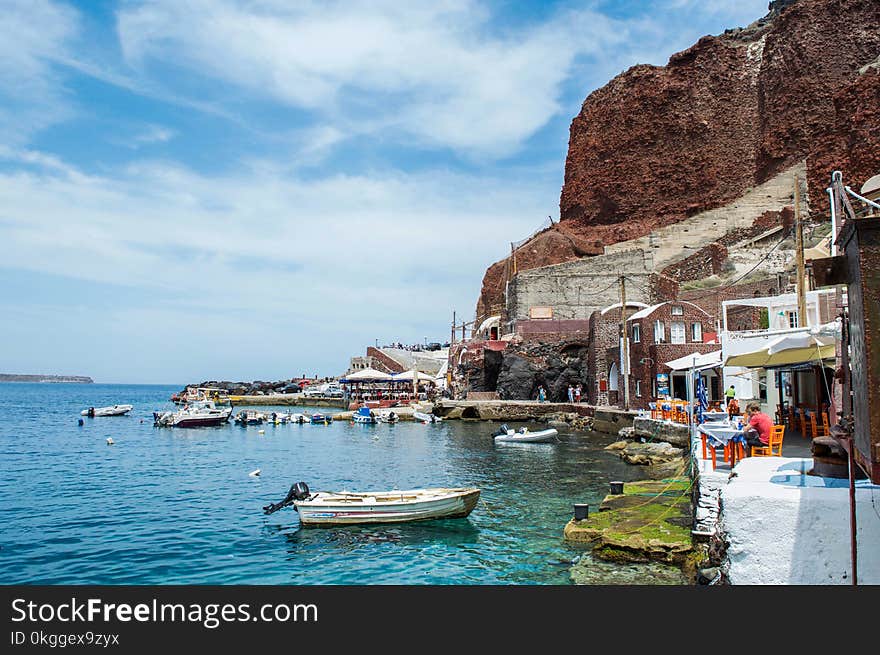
[0,383,647,585]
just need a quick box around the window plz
[632,323,641,343]
[671,305,683,316]
[787,310,799,328]
[670,321,686,344]
[609,362,619,391]
[691,322,702,342]
[635,380,642,397]
[654,320,665,343]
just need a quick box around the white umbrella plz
[343,368,393,381]
[391,370,435,382]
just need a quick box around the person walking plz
[567,385,574,403]
[575,384,582,403]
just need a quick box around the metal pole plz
[840,311,857,585]
[620,275,630,410]
[451,311,456,346]
[795,175,808,327]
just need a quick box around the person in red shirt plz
[743,401,772,454]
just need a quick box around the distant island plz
[0,374,93,383]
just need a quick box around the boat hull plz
[494,428,558,444]
[294,488,480,526]
[81,405,133,417]
[172,415,230,428]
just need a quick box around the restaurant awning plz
[724,334,836,368]
[340,368,393,382]
[664,350,722,371]
[390,370,436,382]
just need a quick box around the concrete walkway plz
[693,434,880,584]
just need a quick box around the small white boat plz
[81,405,133,417]
[290,413,309,424]
[413,411,442,423]
[352,407,378,424]
[376,410,399,423]
[493,424,558,443]
[263,482,480,526]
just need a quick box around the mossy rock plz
[564,478,694,565]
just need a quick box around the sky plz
[0,0,771,384]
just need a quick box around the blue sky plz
[0,0,769,384]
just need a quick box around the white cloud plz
[116,0,626,157]
[0,0,79,143]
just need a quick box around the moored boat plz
[310,413,332,424]
[153,400,232,427]
[352,407,378,424]
[263,481,481,526]
[493,424,558,443]
[81,405,133,417]
[376,410,399,423]
[234,410,265,425]
[413,411,442,424]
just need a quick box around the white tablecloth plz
[699,424,744,446]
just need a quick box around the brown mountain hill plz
[477,0,880,320]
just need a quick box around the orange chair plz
[797,409,807,438]
[822,411,832,436]
[751,425,785,457]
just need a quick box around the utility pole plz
[794,175,808,327]
[620,275,630,410]
[451,311,456,346]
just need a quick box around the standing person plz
[567,384,574,403]
[575,384,582,404]
[725,385,736,409]
[742,401,771,455]
[537,386,546,403]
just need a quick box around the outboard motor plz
[87,407,95,418]
[263,481,311,515]
[494,424,510,437]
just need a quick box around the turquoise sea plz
[0,383,646,584]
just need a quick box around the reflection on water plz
[1,384,655,585]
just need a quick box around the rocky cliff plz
[477,0,880,320]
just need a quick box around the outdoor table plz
[701,410,728,422]
[699,424,746,468]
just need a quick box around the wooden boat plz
[413,411,442,423]
[81,404,133,417]
[310,413,332,424]
[493,424,558,443]
[263,482,480,526]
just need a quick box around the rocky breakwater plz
[604,417,691,479]
[476,0,880,318]
[183,379,310,396]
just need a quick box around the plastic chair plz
[751,425,785,457]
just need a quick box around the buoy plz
[258,429,265,435]
[106,438,114,445]
[249,469,261,477]
[77,418,84,426]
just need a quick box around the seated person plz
[727,397,740,416]
[742,401,772,454]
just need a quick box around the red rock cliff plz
[477,0,880,322]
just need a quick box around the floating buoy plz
[106,437,114,445]
[258,429,265,435]
[249,469,261,477]
[77,418,84,426]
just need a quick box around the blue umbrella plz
[695,374,708,423]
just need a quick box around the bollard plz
[610,481,624,495]
[573,504,589,521]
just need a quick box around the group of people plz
[535,383,583,403]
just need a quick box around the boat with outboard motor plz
[492,424,558,443]
[153,400,232,427]
[234,410,266,425]
[376,410,399,423]
[310,413,332,424]
[263,481,481,526]
[413,411,442,424]
[81,404,133,417]
[352,406,378,424]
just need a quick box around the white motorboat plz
[493,424,558,443]
[413,411,442,423]
[81,405,133,417]
[376,410,400,423]
[352,407,378,424]
[234,410,266,425]
[153,400,232,427]
[263,481,480,526]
